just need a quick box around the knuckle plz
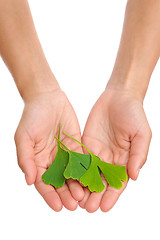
[145,124,152,140]
[18,159,24,172]
[14,129,19,143]
[141,151,148,166]
[149,128,152,139]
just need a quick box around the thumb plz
[14,127,37,185]
[127,127,152,180]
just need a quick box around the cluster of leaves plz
[42,126,128,192]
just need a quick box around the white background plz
[0,0,159,239]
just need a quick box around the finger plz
[35,167,63,212]
[15,128,37,185]
[128,127,152,180]
[78,187,90,209]
[100,181,127,212]
[84,177,107,213]
[66,178,84,201]
[56,184,78,211]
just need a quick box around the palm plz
[80,89,151,212]
[15,89,84,211]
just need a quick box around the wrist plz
[16,69,60,102]
[106,66,150,102]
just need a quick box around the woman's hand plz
[79,88,152,212]
[15,88,85,211]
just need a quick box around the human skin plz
[79,0,160,212]
[1,0,159,213]
[0,0,85,211]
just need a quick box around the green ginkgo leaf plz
[98,160,128,189]
[79,155,105,192]
[42,147,68,188]
[42,125,69,188]
[55,138,91,180]
[80,155,127,192]
[64,132,128,192]
[64,152,91,180]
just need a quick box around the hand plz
[79,88,152,212]
[14,88,85,211]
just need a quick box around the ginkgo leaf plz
[98,160,128,189]
[80,155,105,192]
[42,146,68,188]
[64,152,91,180]
[55,138,91,180]
[80,154,128,191]
[42,124,69,188]
[64,132,128,192]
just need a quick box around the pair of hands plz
[14,85,151,213]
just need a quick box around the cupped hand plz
[14,88,85,211]
[79,88,152,212]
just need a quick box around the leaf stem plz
[58,123,62,140]
[63,132,93,155]
[57,123,62,148]
[55,137,70,152]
